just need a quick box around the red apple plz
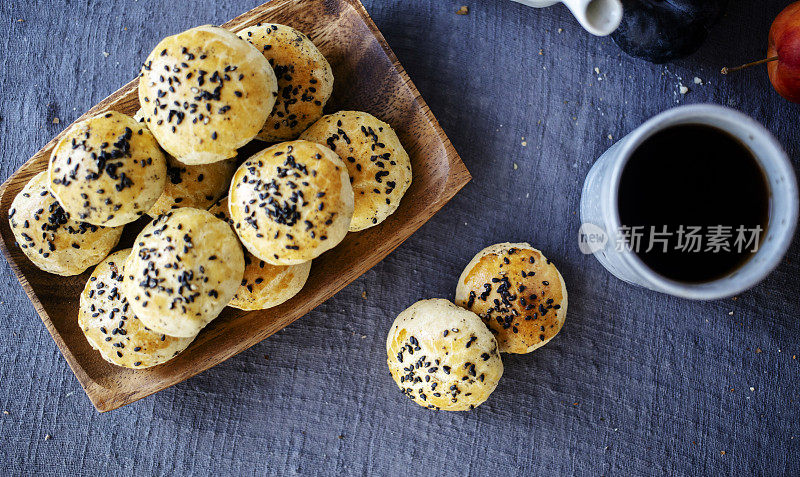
[768,2,800,103]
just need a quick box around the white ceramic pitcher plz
[512,0,623,36]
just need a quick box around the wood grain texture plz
[0,0,470,412]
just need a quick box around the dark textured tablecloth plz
[1,1,798,475]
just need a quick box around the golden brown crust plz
[228,140,353,265]
[386,299,503,411]
[237,23,333,142]
[208,200,311,311]
[301,111,412,231]
[123,207,244,337]
[148,155,237,217]
[79,249,195,368]
[138,25,278,164]
[9,171,123,276]
[132,108,237,217]
[455,243,568,354]
[48,111,167,227]
[230,257,310,310]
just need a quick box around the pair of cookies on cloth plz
[386,243,568,411]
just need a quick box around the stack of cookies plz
[9,23,412,369]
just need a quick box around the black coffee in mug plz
[617,123,770,283]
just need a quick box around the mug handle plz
[511,0,623,37]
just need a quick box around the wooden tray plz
[0,0,470,412]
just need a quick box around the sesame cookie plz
[138,25,278,165]
[79,249,195,368]
[455,243,568,354]
[132,108,238,217]
[148,154,237,217]
[209,199,311,311]
[386,299,503,411]
[301,111,411,231]
[123,207,244,337]
[9,171,123,276]
[48,111,167,227]
[228,140,354,265]
[237,23,334,142]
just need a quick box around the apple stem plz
[721,56,780,75]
